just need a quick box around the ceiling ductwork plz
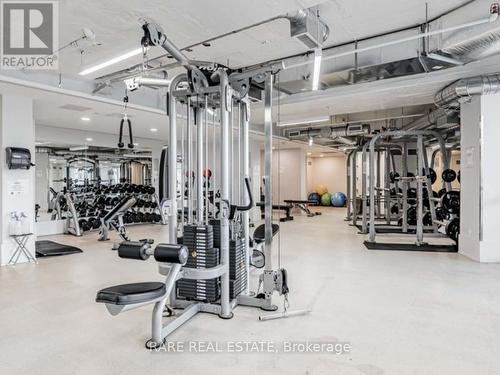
[404,71,500,130]
[402,108,458,130]
[434,73,500,109]
[436,1,500,61]
[288,8,329,49]
[287,123,369,146]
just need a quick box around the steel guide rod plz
[211,109,216,219]
[186,97,193,224]
[196,106,204,224]
[218,70,232,318]
[240,99,250,295]
[167,74,187,245]
[204,95,209,224]
[180,102,186,231]
[264,73,274,270]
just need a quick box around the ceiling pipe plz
[402,108,450,130]
[434,73,500,109]
[404,71,500,130]
[94,8,329,86]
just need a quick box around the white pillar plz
[0,94,36,266]
[460,93,500,262]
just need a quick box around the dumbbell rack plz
[68,184,166,236]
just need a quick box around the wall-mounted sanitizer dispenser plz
[5,147,34,170]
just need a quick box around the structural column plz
[0,94,36,266]
[460,93,500,262]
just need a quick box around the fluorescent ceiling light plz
[278,117,329,127]
[85,137,93,142]
[81,116,90,121]
[122,154,151,158]
[150,128,158,132]
[79,48,144,76]
[312,48,322,91]
[70,146,89,151]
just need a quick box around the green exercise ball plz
[321,193,332,206]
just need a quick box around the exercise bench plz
[256,202,294,222]
[284,199,322,218]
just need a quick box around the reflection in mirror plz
[35,145,153,224]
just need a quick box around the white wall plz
[0,94,36,265]
[307,155,347,195]
[260,148,307,204]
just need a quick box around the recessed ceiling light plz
[320,154,324,157]
[86,137,93,142]
[81,117,91,121]
[150,128,158,132]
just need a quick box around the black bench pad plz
[253,223,280,243]
[96,282,166,305]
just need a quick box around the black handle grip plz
[237,177,253,211]
[126,118,134,149]
[117,118,125,148]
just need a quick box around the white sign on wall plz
[7,179,28,196]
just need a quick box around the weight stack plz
[210,219,248,299]
[176,225,220,302]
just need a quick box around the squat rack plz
[366,130,452,246]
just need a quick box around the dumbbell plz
[136,212,145,222]
[123,212,133,224]
[442,191,460,215]
[446,218,460,242]
[407,207,417,226]
[435,206,450,221]
[407,188,417,206]
[423,212,433,226]
[78,219,90,232]
[389,171,400,183]
[391,204,399,215]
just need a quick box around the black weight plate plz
[442,169,457,183]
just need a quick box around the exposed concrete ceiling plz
[0,0,496,147]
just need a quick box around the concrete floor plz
[1,208,500,375]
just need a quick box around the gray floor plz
[1,208,500,375]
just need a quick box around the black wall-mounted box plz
[5,147,34,170]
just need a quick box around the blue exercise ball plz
[331,192,347,207]
[308,192,321,204]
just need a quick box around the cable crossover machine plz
[95,20,309,348]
